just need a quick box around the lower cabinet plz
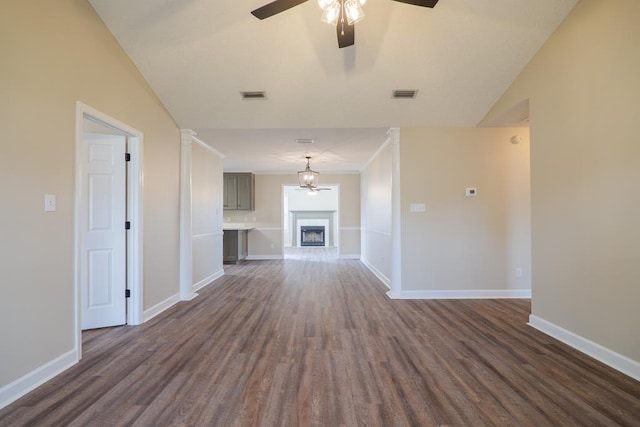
[223,229,249,264]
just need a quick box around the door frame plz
[74,102,144,359]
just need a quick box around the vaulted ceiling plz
[89,0,577,172]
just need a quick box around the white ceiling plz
[89,0,577,173]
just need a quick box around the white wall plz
[191,141,224,289]
[287,185,338,211]
[360,142,393,287]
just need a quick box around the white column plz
[179,129,195,300]
[388,128,403,299]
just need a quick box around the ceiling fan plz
[251,0,439,48]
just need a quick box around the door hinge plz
[125,221,131,230]
[125,289,131,298]
[125,152,131,162]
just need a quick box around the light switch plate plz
[465,188,477,197]
[410,203,426,213]
[44,194,56,212]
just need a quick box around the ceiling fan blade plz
[392,0,439,8]
[251,0,309,20]
[336,21,355,48]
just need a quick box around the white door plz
[80,134,127,329]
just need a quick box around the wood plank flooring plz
[1,258,639,426]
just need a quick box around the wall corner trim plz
[528,315,640,382]
[0,349,78,410]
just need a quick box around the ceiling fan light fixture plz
[321,2,341,25]
[252,0,439,48]
[317,0,334,10]
[344,0,365,25]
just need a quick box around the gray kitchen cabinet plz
[223,229,250,264]
[223,173,254,210]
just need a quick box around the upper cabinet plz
[224,173,255,211]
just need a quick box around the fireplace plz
[300,226,325,247]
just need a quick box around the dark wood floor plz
[2,258,639,426]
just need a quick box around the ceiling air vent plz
[295,138,314,144]
[240,91,267,100]
[392,89,418,99]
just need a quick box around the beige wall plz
[400,128,531,293]
[191,142,224,285]
[361,142,393,285]
[484,0,640,362]
[0,0,180,389]
[225,173,361,258]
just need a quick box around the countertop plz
[222,223,255,231]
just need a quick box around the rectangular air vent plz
[295,138,314,144]
[392,89,418,99]
[240,91,267,100]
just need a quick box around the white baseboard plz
[182,292,199,301]
[387,289,532,299]
[528,315,640,382]
[192,269,224,293]
[339,254,361,260]
[387,290,402,299]
[245,255,283,260]
[360,257,391,289]
[0,349,78,410]
[143,293,180,322]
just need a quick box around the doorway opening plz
[75,102,143,360]
[282,184,339,260]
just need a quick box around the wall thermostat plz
[465,188,477,197]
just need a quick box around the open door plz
[80,133,127,329]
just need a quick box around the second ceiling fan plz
[251,0,439,49]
